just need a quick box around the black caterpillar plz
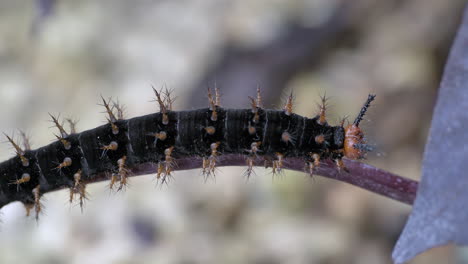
[0,88,375,219]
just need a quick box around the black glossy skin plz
[0,108,345,208]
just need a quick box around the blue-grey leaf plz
[392,4,468,264]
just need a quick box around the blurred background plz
[0,0,465,263]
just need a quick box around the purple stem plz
[91,155,418,205]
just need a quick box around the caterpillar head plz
[344,94,376,159]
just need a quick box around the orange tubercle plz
[343,124,365,159]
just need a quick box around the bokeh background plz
[0,0,465,263]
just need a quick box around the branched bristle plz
[32,185,42,221]
[152,86,167,114]
[113,100,125,120]
[155,146,176,186]
[207,87,218,121]
[153,86,173,125]
[18,130,31,151]
[5,134,22,154]
[207,87,216,110]
[162,86,176,111]
[317,93,329,125]
[283,92,294,116]
[117,156,130,191]
[214,86,221,107]
[249,87,263,109]
[272,153,284,176]
[4,133,29,166]
[70,170,87,213]
[353,94,376,126]
[65,118,78,134]
[256,86,262,108]
[100,96,120,134]
[248,96,257,109]
[9,173,31,191]
[244,157,256,180]
[99,95,117,123]
[49,113,68,138]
